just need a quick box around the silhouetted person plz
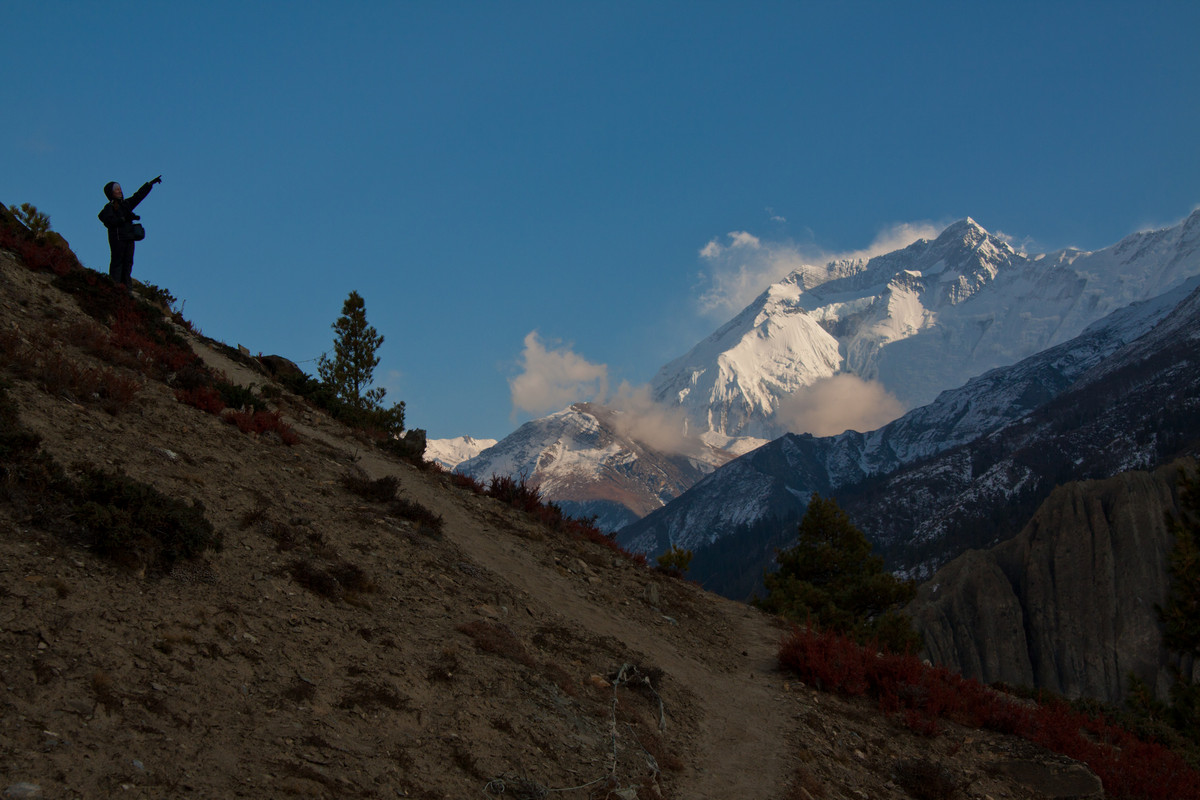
[99,175,161,289]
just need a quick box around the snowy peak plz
[650,218,1027,440]
[457,402,735,531]
[651,213,1200,441]
[424,435,499,471]
[933,216,987,248]
[855,217,1015,306]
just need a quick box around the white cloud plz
[839,221,943,264]
[696,221,943,319]
[509,332,608,417]
[729,231,761,249]
[508,335,702,455]
[608,382,694,455]
[774,374,905,437]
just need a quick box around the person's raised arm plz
[128,175,161,209]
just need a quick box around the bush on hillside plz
[0,385,220,575]
[222,408,299,445]
[342,471,400,502]
[0,327,143,415]
[73,468,221,573]
[0,383,64,509]
[8,203,51,239]
[442,469,646,565]
[1,201,81,275]
[388,496,444,536]
[52,268,199,379]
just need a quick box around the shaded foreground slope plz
[0,249,1115,799]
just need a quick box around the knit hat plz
[103,182,118,200]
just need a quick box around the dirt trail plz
[305,413,803,798]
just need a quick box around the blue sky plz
[5,1,1199,440]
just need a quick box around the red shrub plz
[450,472,485,493]
[777,625,1200,799]
[563,514,649,565]
[779,623,870,696]
[96,369,142,414]
[0,229,82,276]
[276,423,300,446]
[176,386,226,415]
[485,473,543,513]
[222,409,298,445]
[110,306,195,376]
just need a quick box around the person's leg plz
[120,242,135,288]
[108,242,124,283]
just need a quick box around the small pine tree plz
[316,291,404,435]
[8,203,51,239]
[756,493,921,653]
[318,291,384,410]
[656,544,694,577]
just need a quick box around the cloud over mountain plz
[509,332,609,417]
[508,334,699,459]
[775,374,905,437]
[696,221,942,317]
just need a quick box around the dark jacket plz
[98,181,154,245]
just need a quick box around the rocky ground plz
[0,249,1105,799]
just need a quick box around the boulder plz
[256,354,306,384]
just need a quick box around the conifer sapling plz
[317,291,404,434]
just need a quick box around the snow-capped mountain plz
[652,211,1200,440]
[472,210,1200,535]
[424,435,498,471]
[618,275,1200,598]
[457,403,734,531]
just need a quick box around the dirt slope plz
[0,250,1103,799]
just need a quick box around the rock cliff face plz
[909,460,1199,704]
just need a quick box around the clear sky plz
[5,1,1199,440]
